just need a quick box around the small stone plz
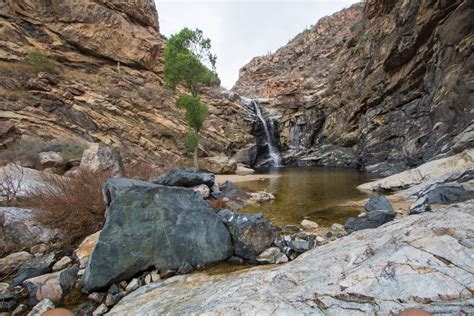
[52,256,72,272]
[289,239,310,253]
[159,269,176,279]
[282,225,300,234]
[315,236,326,244]
[74,231,100,269]
[227,256,244,265]
[105,294,115,307]
[222,197,230,202]
[27,298,55,316]
[0,283,16,312]
[77,269,85,277]
[119,281,127,290]
[92,303,108,316]
[30,244,49,255]
[0,251,33,276]
[410,196,431,215]
[257,247,289,264]
[11,303,28,316]
[107,284,119,296]
[144,274,152,284]
[125,278,140,293]
[150,271,160,283]
[88,292,105,304]
[301,219,319,231]
[177,262,193,275]
[249,191,275,202]
[191,184,210,199]
[358,212,367,218]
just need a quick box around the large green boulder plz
[81,183,232,292]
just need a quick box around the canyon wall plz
[0,0,252,163]
[234,0,473,175]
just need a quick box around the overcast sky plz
[155,0,359,89]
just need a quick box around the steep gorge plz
[234,0,473,175]
[0,0,253,164]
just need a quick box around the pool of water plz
[237,167,378,228]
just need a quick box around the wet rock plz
[218,209,277,262]
[256,247,288,264]
[0,251,33,277]
[300,219,319,231]
[282,225,300,234]
[23,266,79,305]
[125,279,140,294]
[248,191,275,202]
[27,298,55,316]
[74,231,100,269]
[344,210,395,233]
[52,256,72,272]
[231,145,257,166]
[13,253,56,286]
[227,256,244,265]
[177,262,194,275]
[325,223,347,239]
[410,196,431,215]
[152,167,215,188]
[364,195,393,213]
[108,201,474,315]
[191,184,210,199]
[0,207,58,256]
[201,155,237,174]
[81,183,232,292]
[80,143,124,177]
[0,283,17,312]
[219,181,247,200]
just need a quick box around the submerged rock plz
[152,167,215,188]
[81,184,232,292]
[108,201,474,315]
[218,209,277,262]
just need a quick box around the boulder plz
[27,299,55,316]
[13,253,56,286]
[201,156,237,174]
[52,256,72,272]
[256,247,288,264]
[0,251,33,277]
[108,201,474,315]
[231,145,257,167]
[300,219,319,231]
[152,167,215,188]
[344,210,395,233]
[23,266,79,305]
[102,178,159,207]
[38,152,65,173]
[410,196,431,215]
[80,143,124,177]
[0,207,58,256]
[364,195,394,213]
[218,209,277,262]
[235,164,255,176]
[81,184,232,292]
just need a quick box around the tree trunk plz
[193,145,199,169]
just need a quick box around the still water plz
[237,167,378,227]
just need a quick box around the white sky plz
[155,0,359,89]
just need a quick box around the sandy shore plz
[215,173,280,184]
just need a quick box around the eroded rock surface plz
[109,201,474,315]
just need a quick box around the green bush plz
[22,49,58,74]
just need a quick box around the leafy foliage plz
[176,95,208,132]
[185,132,199,152]
[164,27,219,96]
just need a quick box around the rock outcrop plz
[234,0,473,175]
[108,200,474,315]
[0,0,252,164]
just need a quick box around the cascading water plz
[241,98,282,167]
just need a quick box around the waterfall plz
[242,98,282,167]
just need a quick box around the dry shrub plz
[0,163,24,206]
[208,198,228,209]
[23,168,110,248]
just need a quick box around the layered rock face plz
[0,0,252,163]
[234,0,473,175]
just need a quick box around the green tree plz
[164,28,219,168]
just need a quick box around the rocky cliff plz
[234,0,473,175]
[0,0,252,163]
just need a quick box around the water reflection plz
[238,167,378,227]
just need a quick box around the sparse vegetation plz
[23,168,109,247]
[22,49,59,75]
[0,163,24,206]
